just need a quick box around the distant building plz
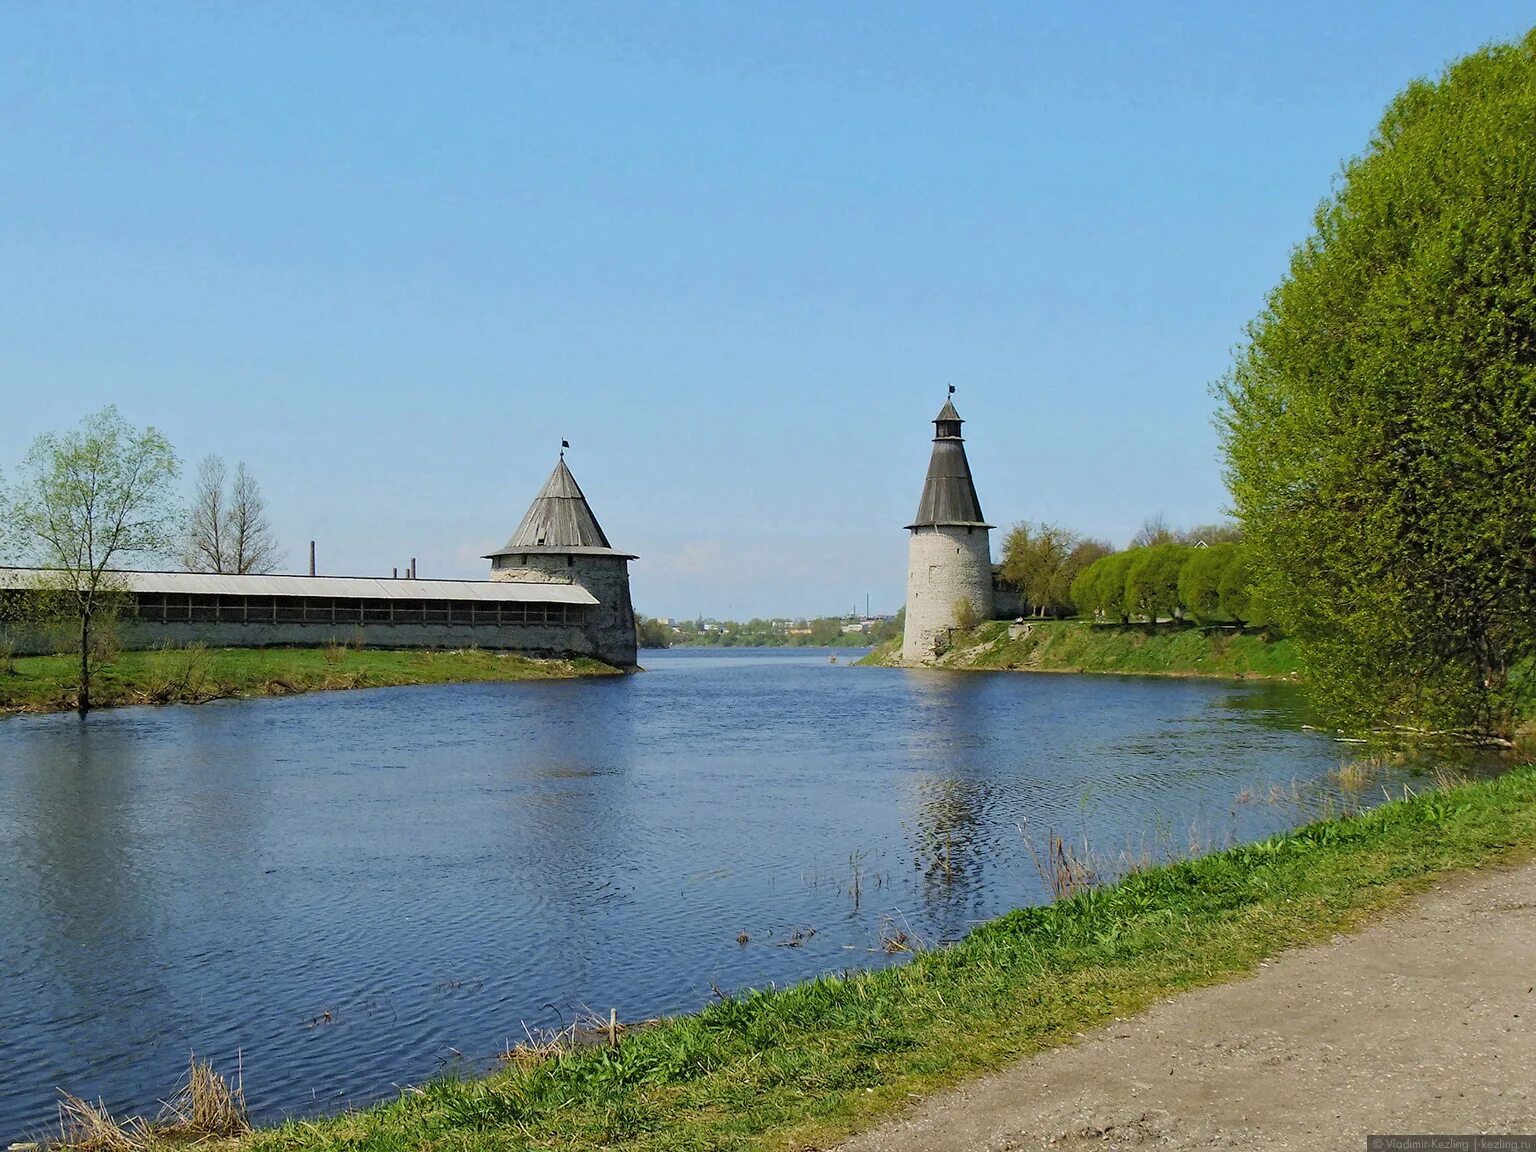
[0,453,639,668]
[902,396,994,664]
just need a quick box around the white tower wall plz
[902,525,994,663]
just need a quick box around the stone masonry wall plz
[902,526,995,664]
[492,554,637,667]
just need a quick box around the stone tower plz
[484,455,639,667]
[902,396,994,664]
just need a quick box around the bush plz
[952,597,980,632]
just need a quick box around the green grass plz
[0,645,621,714]
[862,619,1301,680]
[140,761,1535,1152]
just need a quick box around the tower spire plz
[484,453,635,558]
[907,395,989,528]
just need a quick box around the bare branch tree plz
[182,456,282,574]
[1130,514,1173,549]
[183,454,229,572]
[227,462,282,574]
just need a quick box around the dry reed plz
[158,1053,250,1138]
[54,1092,144,1152]
[1020,825,1098,900]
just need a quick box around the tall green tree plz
[1217,546,1264,629]
[4,408,180,714]
[1124,544,1190,626]
[1072,551,1135,623]
[1178,543,1238,625]
[1221,30,1536,736]
[1062,537,1114,613]
[1000,521,1089,617]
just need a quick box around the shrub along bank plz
[110,761,1535,1152]
[862,620,1300,680]
[0,645,620,714]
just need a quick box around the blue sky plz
[2,3,1530,618]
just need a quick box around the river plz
[0,649,1475,1140]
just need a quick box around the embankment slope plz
[863,620,1300,679]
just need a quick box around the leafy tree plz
[1217,546,1265,629]
[3,407,180,713]
[1071,551,1135,623]
[1178,542,1239,624]
[183,454,283,574]
[1069,561,1103,621]
[635,617,671,648]
[1124,544,1190,626]
[868,607,904,646]
[1063,537,1114,611]
[1000,521,1085,616]
[1220,30,1536,735]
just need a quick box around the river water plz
[0,649,1474,1139]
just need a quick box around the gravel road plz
[835,860,1536,1151]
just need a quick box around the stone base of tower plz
[490,554,638,668]
[902,526,994,665]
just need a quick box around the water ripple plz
[0,651,1499,1140]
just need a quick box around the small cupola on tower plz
[901,392,995,664]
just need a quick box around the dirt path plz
[836,861,1536,1151]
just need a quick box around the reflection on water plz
[0,651,1497,1139]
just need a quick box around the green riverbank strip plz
[862,619,1301,679]
[0,647,621,714]
[203,762,1536,1152]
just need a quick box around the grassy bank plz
[862,619,1301,679]
[0,645,621,715]
[76,760,1536,1152]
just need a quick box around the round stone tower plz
[484,454,638,667]
[902,395,994,664]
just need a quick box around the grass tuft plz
[159,1054,250,1138]
[55,1092,146,1152]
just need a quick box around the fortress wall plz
[3,619,595,657]
[902,526,994,664]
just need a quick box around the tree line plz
[998,516,1252,625]
[0,406,282,712]
[638,612,904,650]
[1068,539,1262,627]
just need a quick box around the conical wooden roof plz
[486,458,636,559]
[906,399,991,529]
